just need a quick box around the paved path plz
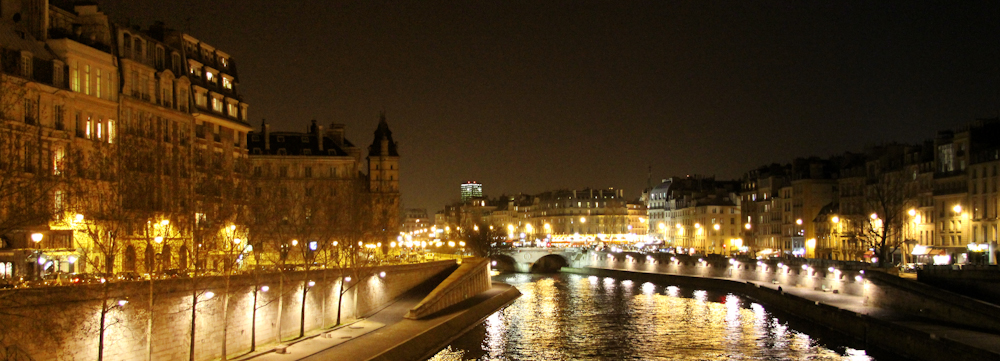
[237,283,515,361]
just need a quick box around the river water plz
[429,272,886,361]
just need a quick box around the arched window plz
[145,245,155,273]
[124,246,137,272]
[179,245,188,271]
[162,244,172,270]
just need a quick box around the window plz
[23,99,34,124]
[279,166,288,177]
[227,103,237,117]
[71,61,79,92]
[85,116,92,139]
[220,57,228,67]
[195,92,207,108]
[305,167,312,177]
[123,33,132,57]
[53,62,63,86]
[156,46,165,68]
[84,65,90,95]
[172,53,181,74]
[135,39,143,62]
[206,71,214,82]
[211,97,223,112]
[21,54,32,78]
[95,68,101,98]
[222,77,232,89]
[53,105,64,129]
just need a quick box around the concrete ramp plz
[405,257,491,319]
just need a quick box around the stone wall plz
[593,251,1000,334]
[592,252,868,297]
[0,260,456,361]
[918,265,1000,302]
[405,257,491,319]
[571,267,1000,361]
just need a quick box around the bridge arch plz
[531,254,569,273]
[491,254,517,273]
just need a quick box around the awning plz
[912,245,948,256]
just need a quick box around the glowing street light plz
[161,219,171,226]
[31,233,43,243]
[953,205,963,213]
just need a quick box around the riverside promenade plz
[235,282,519,361]
[577,261,1000,360]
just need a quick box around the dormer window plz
[206,71,214,82]
[219,57,228,68]
[222,76,232,90]
[20,53,32,78]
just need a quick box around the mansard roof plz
[247,130,355,157]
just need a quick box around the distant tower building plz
[461,181,483,202]
[368,112,401,234]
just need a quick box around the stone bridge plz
[496,247,593,273]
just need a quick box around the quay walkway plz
[234,282,519,361]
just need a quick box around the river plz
[429,272,891,361]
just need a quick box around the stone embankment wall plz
[0,261,456,361]
[571,267,1000,361]
[596,252,1000,333]
[406,257,491,319]
[918,265,1000,302]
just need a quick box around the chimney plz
[262,119,270,150]
[317,124,324,152]
[326,123,345,147]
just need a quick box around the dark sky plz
[98,0,1000,211]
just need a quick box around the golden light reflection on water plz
[432,273,874,361]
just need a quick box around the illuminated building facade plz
[460,181,483,202]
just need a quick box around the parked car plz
[70,273,102,284]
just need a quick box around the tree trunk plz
[221,276,230,360]
[98,284,109,361]
[188,288,198,361]
[299,270,308,338]
[147,278,153,361]
[250,288,258,352]
[276,275,283,344]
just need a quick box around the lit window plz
[84,65,90,95]
[206,72,214,82]
[222,77,232,89]
[86,117,92,139]
[96,68,101,98]
[212,98,223,112]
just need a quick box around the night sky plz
[99,0,1000,211]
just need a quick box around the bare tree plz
[459,222,511,258]
[852,169,911,268]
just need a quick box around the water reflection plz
[433,273,875,361]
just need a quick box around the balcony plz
[24,116,36,125]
